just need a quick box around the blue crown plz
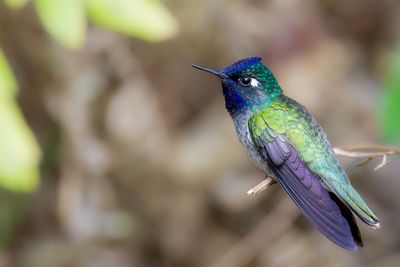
[222,57,262,76]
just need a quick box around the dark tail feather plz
[329,192,363,247]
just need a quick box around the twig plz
[374,154,389,171]
[333,145,399,171]
[246,176,276,196]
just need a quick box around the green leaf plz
[3,0,30,9]
[85,0,178,42]
[0,50,17,99]
[380,46,400,144]
[0,50,41,192]
[34,0,86,49]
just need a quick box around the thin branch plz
[333,145,399,171]
[247,176,276,196]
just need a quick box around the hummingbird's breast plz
[231,110,272,173]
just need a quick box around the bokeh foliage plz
[0,49,41,192]
[5,0,178,48]
[380,45,400,144]
[34,0,86,49]
[85,0,178,42]
[0,0,178,193]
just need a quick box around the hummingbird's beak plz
[192,64,229,79]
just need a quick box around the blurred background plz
[0,0,400,266]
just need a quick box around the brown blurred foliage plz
[1,0,400,267]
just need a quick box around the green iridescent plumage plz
[193,57,380,251]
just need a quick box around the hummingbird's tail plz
[329,192,363,247]
[332,183,381,229]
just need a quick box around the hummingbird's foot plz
[247,176,276,196]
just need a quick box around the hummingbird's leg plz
[247,174,276,196]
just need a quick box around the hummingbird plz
[192,57,380,251]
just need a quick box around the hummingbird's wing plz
[249,121,362,250]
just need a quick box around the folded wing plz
[252,128,362,250]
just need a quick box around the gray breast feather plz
[232,111,271,172]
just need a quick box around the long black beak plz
[192,64,229,79]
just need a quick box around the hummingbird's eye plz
[239,77,252,86]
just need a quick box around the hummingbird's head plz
[192,57,282,115]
